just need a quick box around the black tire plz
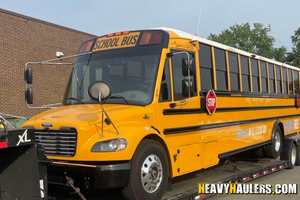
[123,139,169,200]
[263,127,282,158]
[295,144,300,166]
[287,143,297,169]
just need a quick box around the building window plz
[268,63,275,93]
[229,52,239,91]
[199,43,214,91]
[260,61,268,93]
[215,48,228,91]
[276,65,282,94]
[240,56,250,92]
[251,59,259,93]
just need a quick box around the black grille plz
[35,129,77,157]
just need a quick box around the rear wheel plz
[295,145,300,166]
[264,127,282,158]
[123,139,169,200]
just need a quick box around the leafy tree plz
[290,27,300,67]
[208,23,288,62]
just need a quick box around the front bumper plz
[48,161,130,189]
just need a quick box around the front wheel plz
[123,139,169,200]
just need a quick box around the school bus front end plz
[23,30,175,199]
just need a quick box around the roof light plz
[115,32,122,36]
[140,31,163,45]
[123,31,130,35]
[149,32,163,44]
[78,40,94,53]
[108,33,114,37]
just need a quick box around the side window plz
[159,59,172,102]
[215,48,228,91]
[229,52,239,91]
[260,61,268,93]
[251,59,259,93]
[199,43,213,91]
[276,65,282,94]
[240,56,250,92]
[288,69,293,94]
[282,67,287,94]
[171,52,196,101]
[294,71,299,94]
[268,63,275,93]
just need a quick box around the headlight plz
[91,138,127,152]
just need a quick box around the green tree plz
[290,27,300,67]
[208,23,287,62]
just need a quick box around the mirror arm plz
[97,93,120,135]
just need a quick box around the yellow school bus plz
[23,28,300,200]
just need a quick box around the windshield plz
[64,46,162,106]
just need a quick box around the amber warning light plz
[78,40,94,53]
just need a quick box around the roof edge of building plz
[0,8,97,38]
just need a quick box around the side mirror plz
[182,79,194,98]
[182,58,193,76]
[88,81,112,102]
[26,87,33,104]
[25,67,33,84]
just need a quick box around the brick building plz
[0,8,96,119]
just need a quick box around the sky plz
[1,0,300,51]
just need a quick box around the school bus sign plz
[93,32,140,51]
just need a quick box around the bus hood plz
[23,104,155,130]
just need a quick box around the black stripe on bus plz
[163,113,300,135]
[218,141,271,159]
[201,91,298,99]
[163,105,295,115]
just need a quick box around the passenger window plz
[268,63,275,93]
[288,69,293,94]
[282,68,287,94]
[251,59,259,93]
[171,52,196,101]
[215,48,228,91]
[260,61,268,93]
[229,52,239,91]
[199,43,214,91]
[240,56,250,92]
[159,59,172,102]
[294,71,299,94]
[276,65,282,94]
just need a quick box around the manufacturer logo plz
[16,130,31,146]
[206,90,217,115]
[42,123,54,128]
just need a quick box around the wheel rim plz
[274,132,281,152]
[291,146,297,165]
[141,154,163,193]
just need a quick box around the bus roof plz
[156,27,300,71]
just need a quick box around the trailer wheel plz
[295,144,300,166]
[264,127,282,158]
[123,139,169,200]
[288,143,296,169]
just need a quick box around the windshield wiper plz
[110,95,129,104]
[65,97,84,104]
